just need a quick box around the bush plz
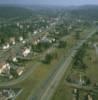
[58,41,67,48]
[42,54,53,64]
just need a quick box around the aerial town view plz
[0,0,98,100]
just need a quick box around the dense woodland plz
[0,6,33,18]
[0,5,98,19]
[70,5,98,20]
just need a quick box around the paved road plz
[30,30,97,100]
[65,82,93,91]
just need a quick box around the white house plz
[73,88,78,94]
[10,37,16,45]
[12,41,15,45]
[41,36,54,44]
[88,95,93,100]
[19,25,23,29]
[16,67,24,76]
[52,38,56,42]
[16,22,20,27]
[12,57,18,62]
[68,25,72,31]
[27,25,30,29]
[39,29,42,33]
[3,43,10,50]
[0,62,10,74]
[22,47,31,57]
[33,30,38,35]
[33,39,40,45]
[19,36,23,42]
[22,40,26,44]
[93,43,98,55]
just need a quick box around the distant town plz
[0,4,98,100]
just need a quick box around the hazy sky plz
[0,0,98,6]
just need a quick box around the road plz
[65,82,93,91]
[30,30,97,100]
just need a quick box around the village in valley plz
[0,4,98,100]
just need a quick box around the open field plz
[52,31,98,100]
[7,26,95,100]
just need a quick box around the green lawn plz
[15,48,69,100]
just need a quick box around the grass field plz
[15,48,69,100]
[14,26,96,100]
[15,29,79,100]
[52,32,98,100]
[0,26,92,100]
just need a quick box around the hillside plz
[0,5,33,18]
[70,5,98,20]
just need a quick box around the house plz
[16,22,20,27]
[33,30,38,35]
[16,67,24,76]
[19,25,23,29]
[72,89,79,100]
[12,57,18,63]
[52,38,56,42]
[39,29,42,33]
[46,26,49,29]
[19,36,23,42]
[73,89,78,94]
[0,62,10,75]
[10,37,16,45]
[33,38,40,45]
[0,89,15,100]
[7,89,15,99]
[27,25,30,28]
[68,25,72,31]
[93,43,98,55]
[8,49,18,63]
[22,40,26,44]
[34,41,38,45]
[22,47,31,57]
[41,36,52,43]
[88,94,93,100]
[2,43,10,50]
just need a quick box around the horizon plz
[0,0,98,6]
[0,3,98,7]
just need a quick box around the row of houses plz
[0,26,57,80]
[2,36,26,50]
[0,61,24,78]
[0,89,16,100]
[0,36,32,79]
[73,88,93,100]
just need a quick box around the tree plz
[74,30,80,40]
[73,43,87,70]
[58,41,67,48]
[10,68,18,78]
[42,54,53,64]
